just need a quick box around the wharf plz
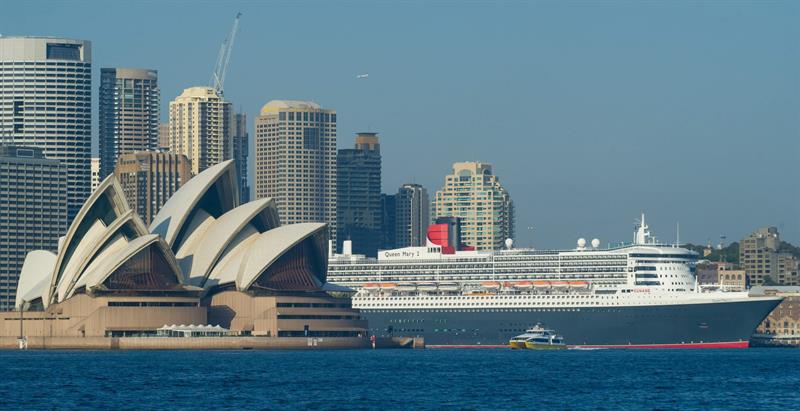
[1,336,370,350]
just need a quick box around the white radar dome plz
[505,238,513,249]
[577,238,587,248]
[591,238,600,248]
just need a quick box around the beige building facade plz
[168,87,232,175]
[113,151,193,224]
[255,100,337,244]
[433,162,514,251]
[740,227,799,286]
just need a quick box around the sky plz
[3,0,798,249]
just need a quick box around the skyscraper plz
[380,193,397,250]
[0,37,92,222]
[233,112,249,204]
[169,86,232,175]
[337,132,382,256]
[433,161,514,251]
[113,151,193,224]
[255,100,337,243]
[0,145,67,311]
[395,183,429,248]
[98,68,160,178]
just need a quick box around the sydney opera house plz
[0,161,366,347]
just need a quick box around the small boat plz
[378,283,398,290]
[481,281,501,289]
[550,281,570,289]
[396,283,417,292]
[532,281,551,288]
[416,282,438,291]
[568,281,589,289]
[509,324,566,350]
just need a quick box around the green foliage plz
[777,241,800,259]
[683,242,739,264]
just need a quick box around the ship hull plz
[360,298,780,348]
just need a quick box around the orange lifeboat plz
[533,281,551,288]
[513,281,533,289]
[568,281,589,288]
[363,283,380,289]
[481,281,501,289]
[550,281,570,288]
[379,283,398,289]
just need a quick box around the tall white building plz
[168,86,232,175]
[255,100,337,243]
[0,37,92,222]
[433,161,514,251]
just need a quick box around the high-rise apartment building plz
[98,68,160,178]
[255,100,337,242]
[0,37,92,222]
[158,123,170,150]
[90,157,100,192]
[233,112,249,204]
[381,193,397,250]
[395,183,429,248]
[0,145,67,311]
[113,151,192,224]
[337,133,382,256]
[741,227,799,286]
[433,161,514,251]
[168,86,232,175]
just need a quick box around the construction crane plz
[210,12,242,96]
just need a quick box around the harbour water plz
[0,349,797,410]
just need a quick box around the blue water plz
[0,349,798,410]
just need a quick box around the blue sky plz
[3,0,798,248]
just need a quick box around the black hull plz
[362,298,781,347]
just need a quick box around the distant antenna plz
[210,12,242,96]
[676,221,680,246]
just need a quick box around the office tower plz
[337,132,382,256]
[381,193,397,250]
[0,145,67,311]
[98,68,160,178]
[113,151,192,224]
[158,123,170,150]
[168,86,232,175]
[395,183,429,248]
[0,37,91,222]
[740,227,799,286]
[233,112,249,203]
[433,161,514,251]
[255,100,337,243]
[90,157,100,192]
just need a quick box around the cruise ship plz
[328,215,782,348]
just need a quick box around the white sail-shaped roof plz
[80,234,185,292]
[149,160,238,251]
[15,250,57,309]
[44,175,130,307]
[181,198,279,288]
[56,211,149,302]
[237,223,326,291]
